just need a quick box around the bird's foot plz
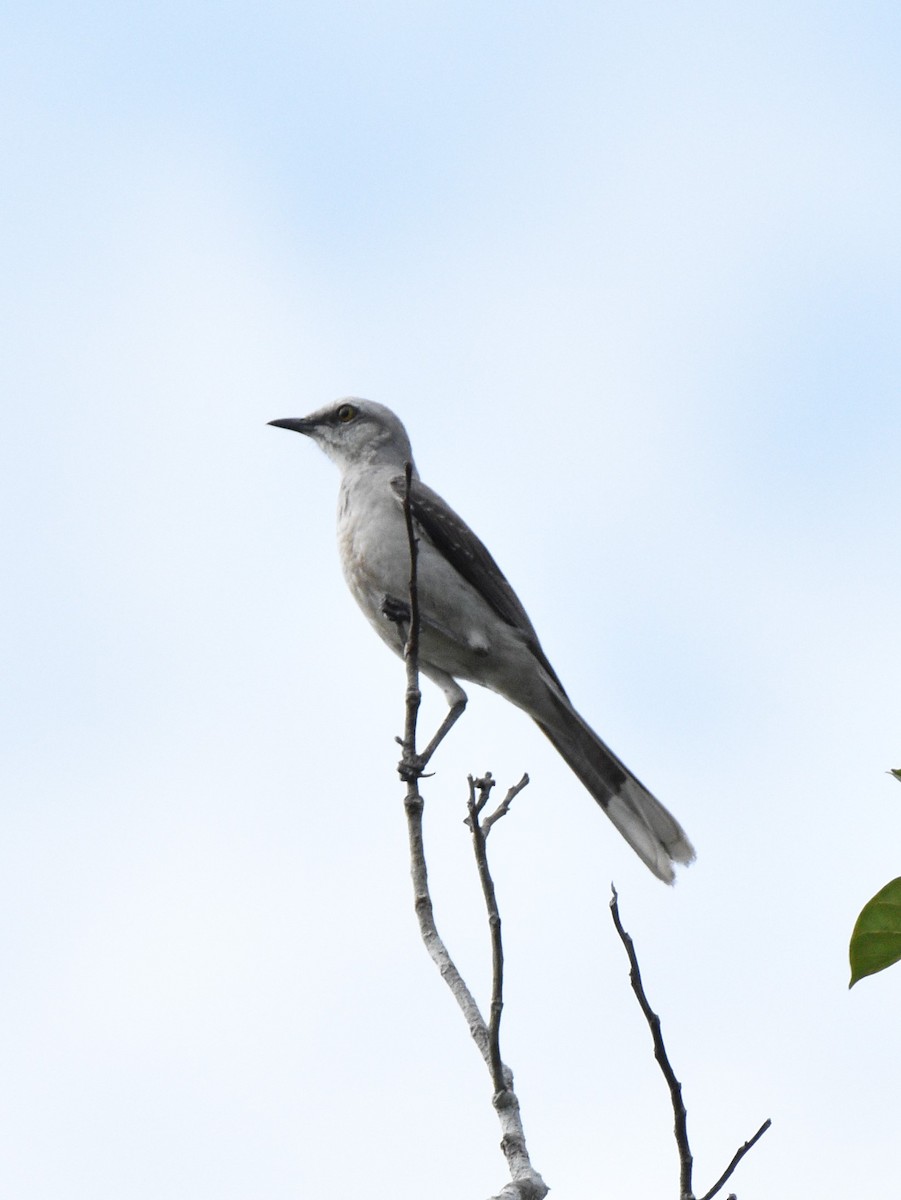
[396,750,433,783]
[394,736,433,781]
[381,594,410,625]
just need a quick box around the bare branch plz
[396,463,488,1049]
[392,459,465,778]
[610,883,693,1198]
[483,773,531,834]
[697,1118,772,1200]
[610,885,771,1200]
[467,775,508,1096]
[396,464,547,1200]
[399,461,422,778]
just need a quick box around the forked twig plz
[481,772,532,835]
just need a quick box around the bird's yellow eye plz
[336,403,357,423]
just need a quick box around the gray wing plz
[390,475,566,692]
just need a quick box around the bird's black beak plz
[268,418,315,435]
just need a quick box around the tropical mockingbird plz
[269,398,694,883]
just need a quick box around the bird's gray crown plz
[269,398,416,473]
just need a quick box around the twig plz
[400,461,422,774]
[610,884,693,1197]
[396,464,547,1200]
[391,460,465,777]
[483,773,531,835]
[469,771,496,815]
[467,775,511,1095]
[610,885,771,1200]
[697,1119,772,1200]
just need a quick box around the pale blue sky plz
[3,3,901,1197]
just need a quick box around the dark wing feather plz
[390,475,565,692]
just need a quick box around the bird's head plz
[269,398,415,473]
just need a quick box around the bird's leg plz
[395,667,468,781]
[395,698,467,782]
[417,696,467,770]
[383,593,469,779]
[409,672,468,774]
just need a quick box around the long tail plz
[536,700,695,884]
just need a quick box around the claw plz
[381,594,411,624]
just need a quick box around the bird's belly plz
[338,511,411,650]
[336,497,550,717]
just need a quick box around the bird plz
[269,398,694,883]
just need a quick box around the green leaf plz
[850,877,901,987]
[889,768,901,783]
